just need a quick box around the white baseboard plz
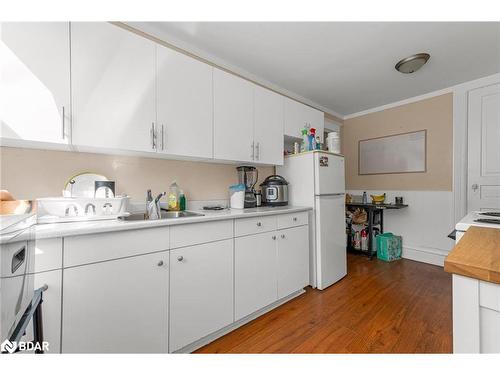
[402,245,449,267]
[173,289,305,353]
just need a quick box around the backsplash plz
[0,147,274,202]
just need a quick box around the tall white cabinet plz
[0,22,71,144]
[156,45,213,158]
[71,22,157,153]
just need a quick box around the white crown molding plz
[344,72,500,120]
[120,22,344,120]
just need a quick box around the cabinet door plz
[213,68,254,162]
[71,22,156,152]
[169,239,233,352]
[234,232,278,320]
[254,85,284,165]
[62,251,169,353]
[0,22,70,144]
[24,270,62,353]
[157,45,213,158]
[284,97,324,142]
[277,226,309,299]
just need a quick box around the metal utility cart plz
[346,202,408,259]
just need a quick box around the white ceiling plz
[130,22,500,117]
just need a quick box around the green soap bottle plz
[179,190,186,211]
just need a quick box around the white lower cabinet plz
[62,251,169,353]
[169,239,234,352]
[234,224,309,321]
[277,226,309,299]
[235,232,278,321]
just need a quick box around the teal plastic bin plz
[376,233,402,262]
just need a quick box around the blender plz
[236,166,258,208]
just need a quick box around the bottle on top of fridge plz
[315,135,321,150]
[300,128,309,152]
[309,128,316,151]
[168,181,180,211]
[362,191,368,204]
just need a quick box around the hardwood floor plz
[196,253,452,353]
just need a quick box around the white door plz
[468,83,500,211]
[254,85,284,165]
[71,22,156,152]
[213,68,254,162]
[156,45,213,158]
[277,226,309,299]
[62,251,169,353]
[234,232,278,320]
[0,22,70,144]
[315,194,346,290]
[314,152,345,195]
[169,239,233,352]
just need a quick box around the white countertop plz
[455,211,500,231]
[35,206,312,239]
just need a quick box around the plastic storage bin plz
[229,184,246,209]
[376,232,402,262]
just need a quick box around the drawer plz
[277,211,309,229]
[33,238,63,273]
[235,215,277,237]
[170,220,233,249]
[64,227,169,267]
[480,280,500,312]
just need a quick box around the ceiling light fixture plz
[395,53,430,74]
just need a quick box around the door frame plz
[452,73,500,223]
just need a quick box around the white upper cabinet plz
[0,22,70,144]
[71,22,156,153]
[156,45,213,158]
[254,85,284,165]
[284,97,324,142]
[213,68,254,163]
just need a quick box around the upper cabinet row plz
[0,22,324,166]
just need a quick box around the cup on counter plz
[395,196,404,205]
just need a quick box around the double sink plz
[119,210,204,221]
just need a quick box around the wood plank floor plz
[196,253,452,353]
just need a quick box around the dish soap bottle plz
[168,182,180,211]
[179,190,186,211]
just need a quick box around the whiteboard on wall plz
[358,130,427,175]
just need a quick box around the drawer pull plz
[272,235,277,240]
[256,222,262,227]
[177,256,184,262]
[293,217,298,222]
[281,234,285,239]
[157,260,164,267]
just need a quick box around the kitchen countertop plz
[444,226,500,284]
[35,206,312,239]
[455,211,500,231]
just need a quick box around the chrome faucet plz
[65,204,79,217]
[85,203,96,215]
[146,190,166,220]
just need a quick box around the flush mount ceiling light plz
[395,53,430,74]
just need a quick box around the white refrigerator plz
[277,151,346,290]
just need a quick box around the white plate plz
[63,172,109,198]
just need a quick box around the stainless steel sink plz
[119,211,204,221]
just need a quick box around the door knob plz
[157,260,164,266]
[472,183,479,192]
[177,256,184,262]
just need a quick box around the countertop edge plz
[34,206,312,240]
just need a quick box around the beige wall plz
[343,93,453,191]
[0,147,273,201]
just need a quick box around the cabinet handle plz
[272,235,277,240]
[256,222,262,227]
[255,142,260,160]
[251,141,255,160]
[177,256,184,262]
[157,260,164,266]
[61,106,65,139]
[281,234,285,239]
[161,124,165,151]
[151,123,156,150]
[293,217,298,222]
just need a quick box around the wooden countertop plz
[444,226,500,284]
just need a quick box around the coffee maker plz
[236,166,258,208]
